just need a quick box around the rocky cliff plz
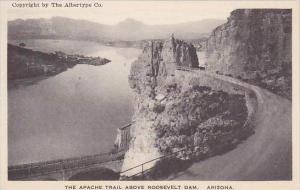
[205,9,292,99]
[121,37,251,179]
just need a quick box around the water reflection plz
[8,40,141,165]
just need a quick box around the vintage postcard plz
[0,0,299,190]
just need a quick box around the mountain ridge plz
[8,17,225,41]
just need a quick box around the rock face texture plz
[205,9,292,99]
[122,37,250,179]
[129,37,199,96]
[122,37,199,176]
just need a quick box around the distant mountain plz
[8,17,225,41]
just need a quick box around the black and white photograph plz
[0,1,299,189]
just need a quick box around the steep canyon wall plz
[205,9,292,99]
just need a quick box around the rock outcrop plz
[129,37,199,96]
[205,9,292,99]
[122,37,199,176]
[121,37,250,179]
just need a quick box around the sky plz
[7,1,236,25]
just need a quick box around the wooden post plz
[141,164,144,180]
[62,169,65,181]
[28,166,31,177]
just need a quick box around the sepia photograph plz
[0,0,299,190]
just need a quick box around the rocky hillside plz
[8,44,72,80]
[205,9,292,99]
[121,37,252,179]
[8,44,110,80]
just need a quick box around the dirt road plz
[170,72,292,180]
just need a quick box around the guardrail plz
[120,126,254,180]
[8,150,126,180]
[119,133,235,180]
[119,146,193,180]
[9,122,135,180]
[176,66,202,72]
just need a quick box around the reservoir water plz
[8,39,141,165]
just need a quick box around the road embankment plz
[170,71,292,180]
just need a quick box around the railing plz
[119,113,254,180]
[119,140,227,180]
[9,122,135,180]
[176,66,201,72]
[8,150,126,180]
[119,129,249,180]
[119,145,202,180]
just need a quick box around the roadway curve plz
[170,72,292,180]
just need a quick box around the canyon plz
[121,9,292,180]
[6,8,292,181]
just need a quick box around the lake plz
[8,39,141,165]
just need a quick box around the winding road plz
[170,72,292,180]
